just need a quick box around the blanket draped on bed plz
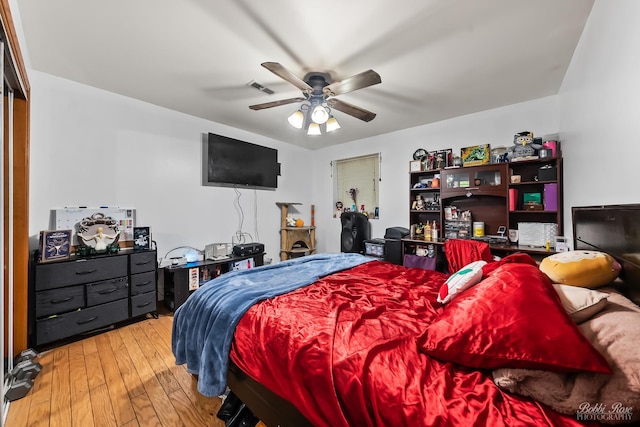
[171,252,373,397]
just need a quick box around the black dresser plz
[30,249,157,347]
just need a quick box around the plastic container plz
[473,221,485,237]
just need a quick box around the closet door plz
[1,0,31,372]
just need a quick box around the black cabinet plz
[161,253,264,311]
[128,251,157,317]
[30,250,157,347]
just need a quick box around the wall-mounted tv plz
[202,132,280,189]
[573,203,640,285]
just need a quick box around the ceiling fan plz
[249,62,381,134]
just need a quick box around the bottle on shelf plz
[431,220,439,240]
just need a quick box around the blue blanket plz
[171,252,373,397]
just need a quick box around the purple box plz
[544,183,558,211]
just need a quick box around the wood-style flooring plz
[5,312,225,427]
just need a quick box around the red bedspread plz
[230,260,593,427]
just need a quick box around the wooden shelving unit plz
[405,156,564,260]
[276,202,316,261]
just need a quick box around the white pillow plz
[552,284,609,323]
[438,260,487,304]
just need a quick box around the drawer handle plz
[76,269,97,275]
[98,288,118,295]
[76,316,98,325]
[135,260,152,265]
[136,301,153,308]
[50,297,73,304]
[135,281,152,287]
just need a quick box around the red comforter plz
[230,260,595,427]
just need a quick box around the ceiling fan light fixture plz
[287,110,304,129]
[251,62,381,136]
[311,104,329,124]
[325,116,341,132]
[307,122,321,135]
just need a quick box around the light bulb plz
[287,110,304,129]
[311,105,329,124]
[307,123,321,135]
[325,116,341,132]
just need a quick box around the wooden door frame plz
[2,0,31,356]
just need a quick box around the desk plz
[401,238,557,271]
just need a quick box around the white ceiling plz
[15,0,594,150]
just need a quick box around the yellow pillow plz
[540,251,621,288]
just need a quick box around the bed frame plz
[227,361,313,426]
[225,203,640,427]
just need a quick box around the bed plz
[172,205,640,426]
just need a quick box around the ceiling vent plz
[247,80,274,95]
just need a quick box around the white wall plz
[558,0,639,246]
[28,71,311,263]
[311,96,559,253]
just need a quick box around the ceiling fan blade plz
[249,97,306,110]
[328,98,377,122]
[323,69,381,96]
[261,62,313,93]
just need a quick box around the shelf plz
[511,210,557,214]
[410,169,442,175]
[282,226,316,231]
[406,156,563,269]
[509,180,557,186]
[288,248,313,254]
[278,202,316,261]
[509,157,559,164]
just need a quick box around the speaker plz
[232,243,264,257]
[340,212,370,253]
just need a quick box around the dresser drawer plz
[130,292,157,318]
[86,277,128,306]
[130,251,156,274]
[35,255,128,291]
[36,299,129,345]
[130,271,156,296]
[35,285,85,318]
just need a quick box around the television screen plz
[573,204,640,257]
[203,133,280,189]
[573,204,640,287]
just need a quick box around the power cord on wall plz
[232,187,253,245]
[253,188,260,243]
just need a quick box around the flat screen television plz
[572,203,640,285]
[202,133,280,189]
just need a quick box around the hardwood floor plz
[5,313,225,427]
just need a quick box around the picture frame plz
[435,149,453,169]
[423,151,438,170]
[133,226,152,250]
[460,144,491,166]
[39,229,72,262]
[409,160,422,172]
